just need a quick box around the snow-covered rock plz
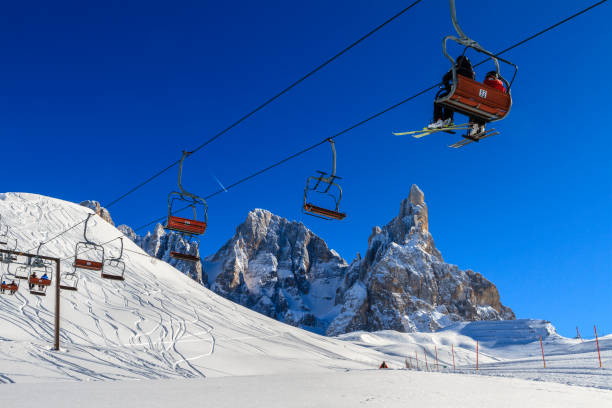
[203,209,348,333]
[80,200,114,225]
[327,185,514,335]
[199,185,513,336]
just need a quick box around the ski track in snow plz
[0,193,386,384]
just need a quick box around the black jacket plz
[442,59,475,90]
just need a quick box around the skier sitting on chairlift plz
[429,55,475,130]
[39,273,49,290]
[10,280,16,294]
[29,272,37,289]
[468,71,508,137]
[484,70,506,93]
[1,280,5,294]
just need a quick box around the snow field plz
[2,370,611,408]
[340,321,612,389]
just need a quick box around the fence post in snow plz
[539,335,546,368]
[595,325,602,368]
[476,340,479,371]
[415,351,419,370]
[423,347,429,371]
[434,345,439,370]
[452,344,456,371]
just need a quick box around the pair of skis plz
[392,123,471,139]
[393,123,499,148]
[448,129,499,148]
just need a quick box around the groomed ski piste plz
[0,193,610,407]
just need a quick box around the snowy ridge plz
[0,193,389,383]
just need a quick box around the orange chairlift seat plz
[435,0,517,128]
[28,251,53,296]
[164,151,207,262]
[303,139,346,221]
[73,213,104,273]
[1,282,19,294]
[0,269,19,295]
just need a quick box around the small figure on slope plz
[429,55,475,130]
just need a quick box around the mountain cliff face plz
[203,209,348,333]
[118,184,514,335]
[325,185,514,335]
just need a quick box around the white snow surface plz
[339,319,612,390]
[0,193,610,406]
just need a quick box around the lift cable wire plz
[103,0,425,210]
[26,0,608,257]
[189,0,611,203]
[129,0,609,231]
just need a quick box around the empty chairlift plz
[73,213,104,272]
[164,151,207,262]
[0,215,9,246]
[303,139,346,221]
[102,238,126,281]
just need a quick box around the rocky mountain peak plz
[326,186,514,335]
[204,209,348,333]
[119,185,514,337]
[372,184,440,260]
[408,183,425,206]
[80,200,114,226]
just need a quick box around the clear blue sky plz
[2,0,610,338]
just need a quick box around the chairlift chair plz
[0,266,19,295]
[303,139,346,221]
[164,151,207,262]
[73,214,105,272]
[60,243,80,290]
[14,265,29,280]
[0,214,20,263]
[0,216,9,246]
[102,238,126,281]
[435,0,518,126]
[59,271,79,291]
[27,258,52,297]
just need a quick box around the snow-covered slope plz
[339,319,612,389]
[1,192,609,399]
[0,193,388,383]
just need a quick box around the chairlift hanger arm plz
[177,151,207,204]
[445,0,518,89]
[83,213,95,245]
